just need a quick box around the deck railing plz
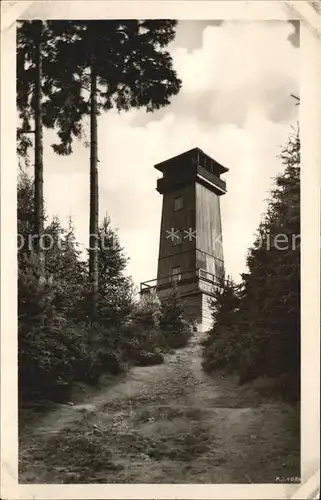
[197,165,227,193]
[140,268,224,293]
[156,167,226,194]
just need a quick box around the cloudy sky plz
[41,19,299,288]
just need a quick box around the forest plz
[14,18,303,485]
[17,19,190,403]
[203,129,300,402]
[17,19,300,406]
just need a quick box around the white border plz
[1,1,320,499]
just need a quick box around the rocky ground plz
[19,336,300,483]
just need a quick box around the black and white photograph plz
[1,1,320,499]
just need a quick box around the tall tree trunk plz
[34,20,45,282]
[89,63,99,319]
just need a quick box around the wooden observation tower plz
[140,147,228,332]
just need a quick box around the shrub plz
[134,350,164,367]
[18,258,71,401]
[159,286,191,349]
[201,130,300,404]
[251,374,300,404]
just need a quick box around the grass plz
[19,343,300,484]
[249,374,300,404]
[20,422,124,483]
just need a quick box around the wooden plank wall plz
[155,172,225,331]
[181,293,202,326]
[195,183,225,278]
[157,183,196,280]
[202,294,213,331]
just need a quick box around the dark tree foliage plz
[17,21,60,276]
[95,216,134,326]
[17,169,35,268]
[159,285,192,349]
[18,172,87,399]
[44,216,87,319]
[16,21,186,401]
[17,19,182,318]
[202,130,300,401]
[17,21,57,158]
[41,20,182,154]
[18,173,186,401]
[202,278,242,373]
[30,20,182,318]
[120,291,163,365]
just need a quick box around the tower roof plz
[154,147,229,175]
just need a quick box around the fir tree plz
[202,278,242,373]
[96,216,133,325]
[17,21,59,277]
[202,128,300,399]
[42,20,182,318]
[17,169,35,269]
[133,290,161,332]
[159,285,191,349]
[44,216,87,318]
[126,290,163,360]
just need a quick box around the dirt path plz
[19,337,300,484]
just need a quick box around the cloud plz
[130,21,298,129]
[43,20,299,286]
[173,21,297,93]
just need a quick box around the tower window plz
[174,196,183,211]
[173,230,183,246]
[172,266,181,281]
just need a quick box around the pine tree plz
[209,277,241,328]
[44,216,87,318]
[240,129,300,380]
[124,290,162,359]
[202,128,300,397]
[96,215,133,325]
[41,20,182,318]
[44,216,65,276]
[18,183,88,399]
[133,290,161,332]
[17,21,56,278]
[17,169,34,268]
[159,285,191,349]
[202,278,242,373]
